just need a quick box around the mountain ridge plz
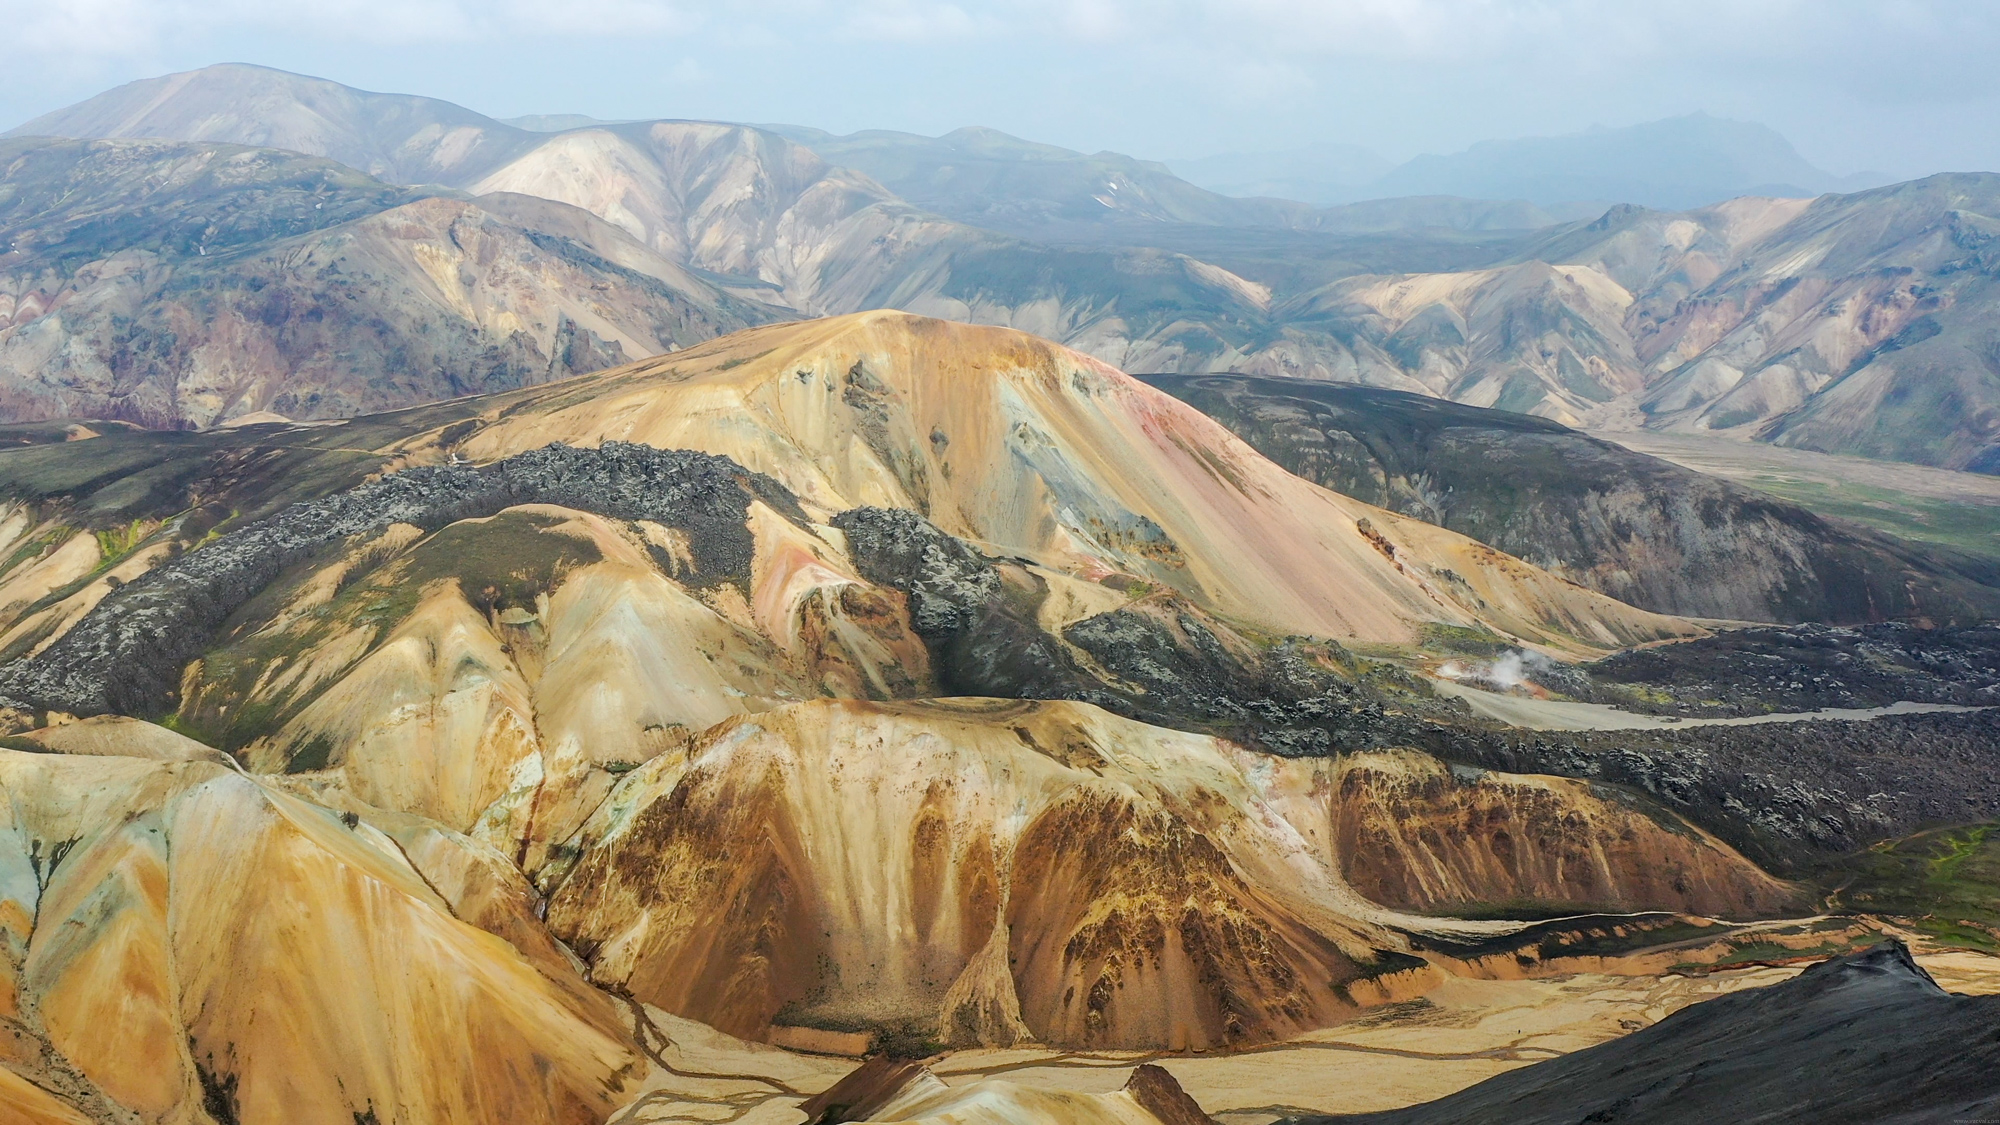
[10,64,2000,471]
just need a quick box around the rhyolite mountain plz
[0,312,1996,1124]
[12,64,2000,473]
[0,313,1794,1122]
[1239,175,2000,471]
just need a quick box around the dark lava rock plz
[1579,621,2000,716]
[831,506,1096,702]
[1385,708,2000,869]
[835,507,2000,864]
[1280,940,2000,1125]
[832,506,1413,753]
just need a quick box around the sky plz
[3,0,1997,178]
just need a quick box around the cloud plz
[0,0,1992,176]
[0,0,697,52]
[836,1,996,42]
[5,0,1992,68]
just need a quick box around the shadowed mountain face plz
[1283,941,2000,1125]
[1142,373,2000,623]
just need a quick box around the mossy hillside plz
[176,511,603,763]
[0,422,405,529]
[0,524,78,581]
[1417,622,1514,658]
[1822,823,2000,950]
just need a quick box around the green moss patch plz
[1822,823,2000,950]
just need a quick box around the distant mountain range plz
[6,63,1999,474]
[1171,114,1892,211]
[1167,142,1395,207]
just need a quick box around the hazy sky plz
[4,0,1996,177]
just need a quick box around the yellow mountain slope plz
[0,748,641,1125]
[408,310,1694,654]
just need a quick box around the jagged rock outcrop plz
[1580,621,2000,714]
[1419,708,2000,866]
[833,504,1435,755]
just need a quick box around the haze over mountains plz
[1173,114,1888,211]
[5,63,1996,475]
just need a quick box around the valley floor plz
[1432,679,1986,731]
[607,944,2000,1125]
[1595,430,2000,560]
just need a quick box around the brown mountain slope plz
[1250,260,1645,423]
[0,137,768,426]
[541,697,1790,1050]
